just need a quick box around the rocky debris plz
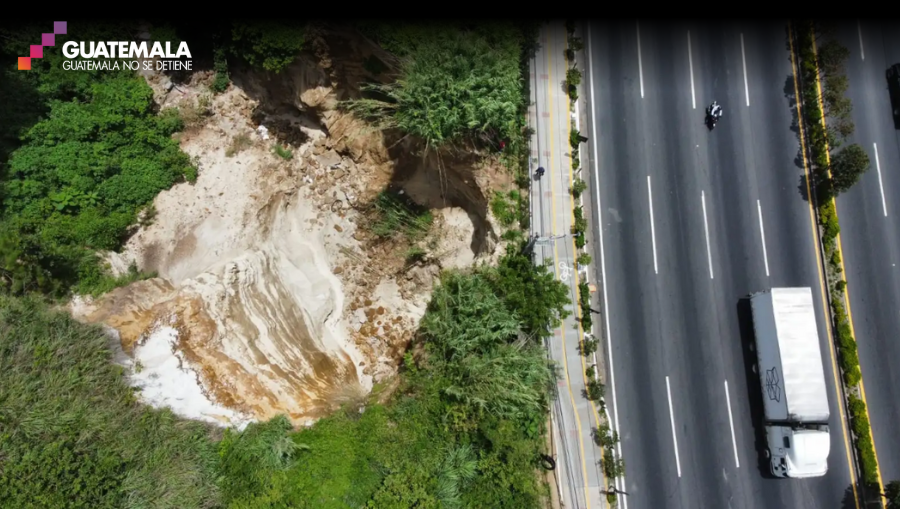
[69,26,513,426]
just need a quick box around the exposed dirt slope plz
[68,27,514,427]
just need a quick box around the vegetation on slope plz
[0,240,568,508]
[0,19,564,508]
[0,22,193,298]
[0,296,222,508]
[349,22,535,150]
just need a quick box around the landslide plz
[68,24,515,426]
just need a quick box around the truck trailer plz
[748,287,830,478]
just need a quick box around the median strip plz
[791,20,884,504]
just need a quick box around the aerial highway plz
[583,19,861,509]
[828,19,900,485]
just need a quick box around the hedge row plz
[794,20,879,487]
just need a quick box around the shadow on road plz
[840,483,862,509]
[736,297,777,479]
[782,74,805,171]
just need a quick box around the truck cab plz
[765,425,830,478]
[888,64,900,129]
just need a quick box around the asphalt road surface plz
[829,19,900,485]
[583,19,861,509]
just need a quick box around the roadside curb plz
[566,20,628,508]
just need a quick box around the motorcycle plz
[706,102,723,130]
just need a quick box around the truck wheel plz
[748,341,755,352]
[751,363,757,374]
[763,449,770,459]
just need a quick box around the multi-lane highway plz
[830,20,900,486]
[583,20,862,508]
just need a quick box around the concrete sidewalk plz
[529,21,608,509]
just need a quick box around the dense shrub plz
[0,74,195,296]
[229,21,307,73]
[349,23,528,149]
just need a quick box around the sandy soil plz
[68,40,511,427]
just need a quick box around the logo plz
[765,367,782,402]
[18,21,66,70]
[17,21,192,72]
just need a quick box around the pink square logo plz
[18,22,65,70]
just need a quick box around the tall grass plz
[0,296,222,509]
[371,191,433,240]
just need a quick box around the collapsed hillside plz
[68,26,515,426]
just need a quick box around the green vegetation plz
[580,336,598,356]
[405,245,427,263]
[273,144,293,160]
[491,189,523,227]
[0,295,222,508]
[829,143,870,194]
[603,448,626,478]
[594,423,618,450]
[0,19,565,507]
[578,280,592,330]
[348,22,532,149]
[569,128,582,169]
[570,128,582,150]
[794,20,878,488]
[371,191,433,241]
[229,22,307,73]
[887,480,900,508]
[1,236,569,507]
[586,379,604,402]
[212,45,230,93]
[577,253,592,267]
[0,37,196,297]
[571,178,587,199]
[573,205,588,235]
[483,243,572,340]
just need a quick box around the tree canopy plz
[829,143,870,195]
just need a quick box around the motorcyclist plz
[710,101,722,118]
[536,166,545,178]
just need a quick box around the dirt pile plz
[68,26,514,426]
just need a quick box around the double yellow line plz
[545,26,594,509]
[788,22,885,508]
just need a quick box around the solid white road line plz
[637,21,645,99]
[740,33,750,107]
[587,24,628,509]
[701,191,713,279]
[757,199,770,277]
[688,31,696,109]
[858,20,865,61]
[724,380,740,468]
[665,376,682,478]
[648,175,659,274]
[874,142,887,216]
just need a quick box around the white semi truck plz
[749,287,830,478]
